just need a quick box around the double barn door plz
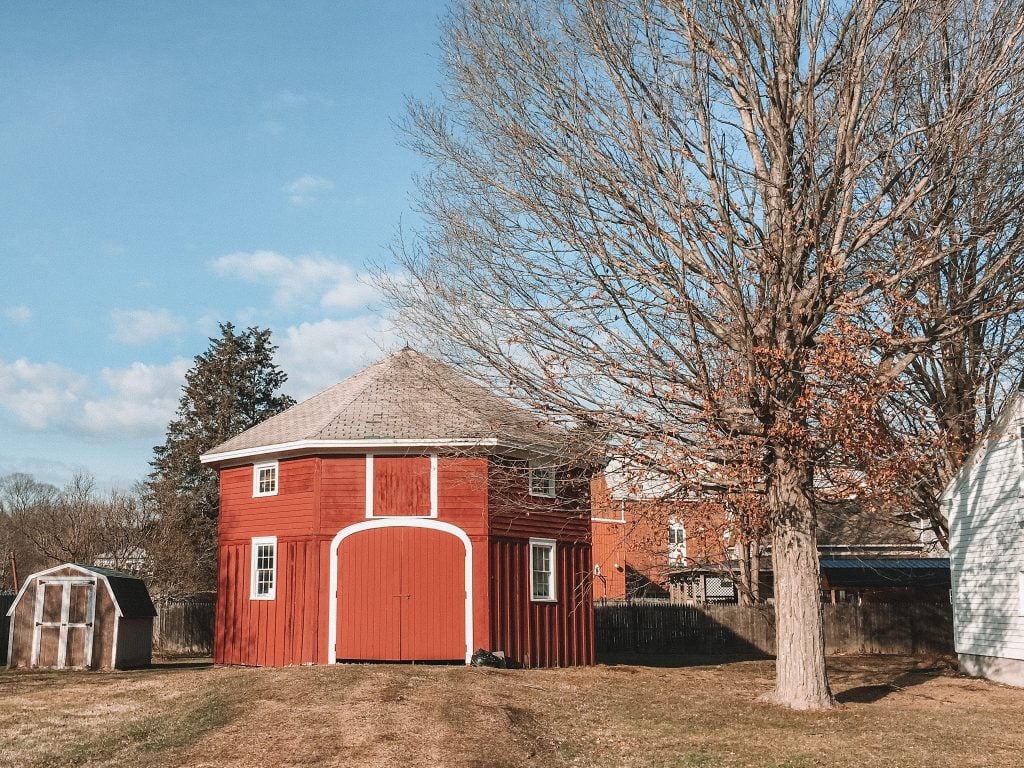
[32,578,97,669]
[336,526,466,661]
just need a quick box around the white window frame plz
[1018,569,1024,615]
[253,460,279,498]
[365,453,439,518]
[668,521,687,564]
[530,538,557,602]
[528,460,556,498]
[250,536,277,600]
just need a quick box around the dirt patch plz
[0,656,1022,767]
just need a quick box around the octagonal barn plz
[7,563,156,670]
[201,348,594,668]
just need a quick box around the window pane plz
[531,544,553,599]
[258,466,277,493]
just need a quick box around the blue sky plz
[0,1,449,488]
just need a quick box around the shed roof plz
[74,565,157,618]
[202,348,563,464]
[6,563,157,619]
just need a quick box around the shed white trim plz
[327,518,474,665]
[6,563,121,618]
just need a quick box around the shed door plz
[32,579,96,669]
[336,526,465,661]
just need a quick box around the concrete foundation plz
[958,652,1024,687]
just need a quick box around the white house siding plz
[946,397,1024,685]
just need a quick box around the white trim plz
[529,538,558,602]
[253,460,279,497]
[365,454,374,518]
[250,536,278,600]
[6,563,131,670]
[201,437,500,465]
[528,460,556,498]
[7,563,121,618]
[365,453,439,519]
[328,518,474,664]
[591,517,627,524]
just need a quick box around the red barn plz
[200,348,593,667]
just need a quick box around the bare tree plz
[876,27,1024,545]
[381,0,1024,708]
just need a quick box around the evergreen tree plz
[147,323,294,593]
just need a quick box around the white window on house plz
[1018,569,1024,615]
[250,536,277,600]
[253,461,279,497]
[530,538,557,601]
[528,461,556,498]
[668,522,687,565]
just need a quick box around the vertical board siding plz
[152,597,215,655]
[373,456,432,517]
[594,602,953,656]
[337,527,465,660]
[215,537,322,666]
[489,537,594,667]
[215,452,591,667]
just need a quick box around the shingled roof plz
[201,348,561,463]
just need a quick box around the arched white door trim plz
[327,518,473,664]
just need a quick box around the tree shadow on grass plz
[147,657,215,671]
[835,668,943,703]
[598,651,771,668]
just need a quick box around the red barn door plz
[336,526,466,661]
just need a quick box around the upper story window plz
[530,538,557,601]
[528,460,556,498]
[668,522,687,565]
[253,461,279,497]
[250,536,277,600]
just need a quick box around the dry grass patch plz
[0,656,1021,767]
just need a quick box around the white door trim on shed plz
[327,518,474,665]
[30,577,96,669]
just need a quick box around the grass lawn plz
[0,654,1021,768]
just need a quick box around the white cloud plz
[210,251,380,312]
[277,316,398,399]
[4,305,32,324]
[283,174,334,205]
[79,359,189,437]
[0,356,189,439]
[0,358,85,430]
[111,308,185,345]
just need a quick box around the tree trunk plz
[751,539,761,603]
[737,540,752,605]
[766,454,834,710]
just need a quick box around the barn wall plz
[489,537,594,667]
[948,400,1024,665]
[488,459,591,542]
[115,617,153,669]
[215,536,324,666]
[220,457,318,540]
[321,454,491,659]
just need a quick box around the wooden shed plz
[201,348,594,668]
[7,563,157,670]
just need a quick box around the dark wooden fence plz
[595,602,953,657]
[151,596,216,656]
[0,593,13,663]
